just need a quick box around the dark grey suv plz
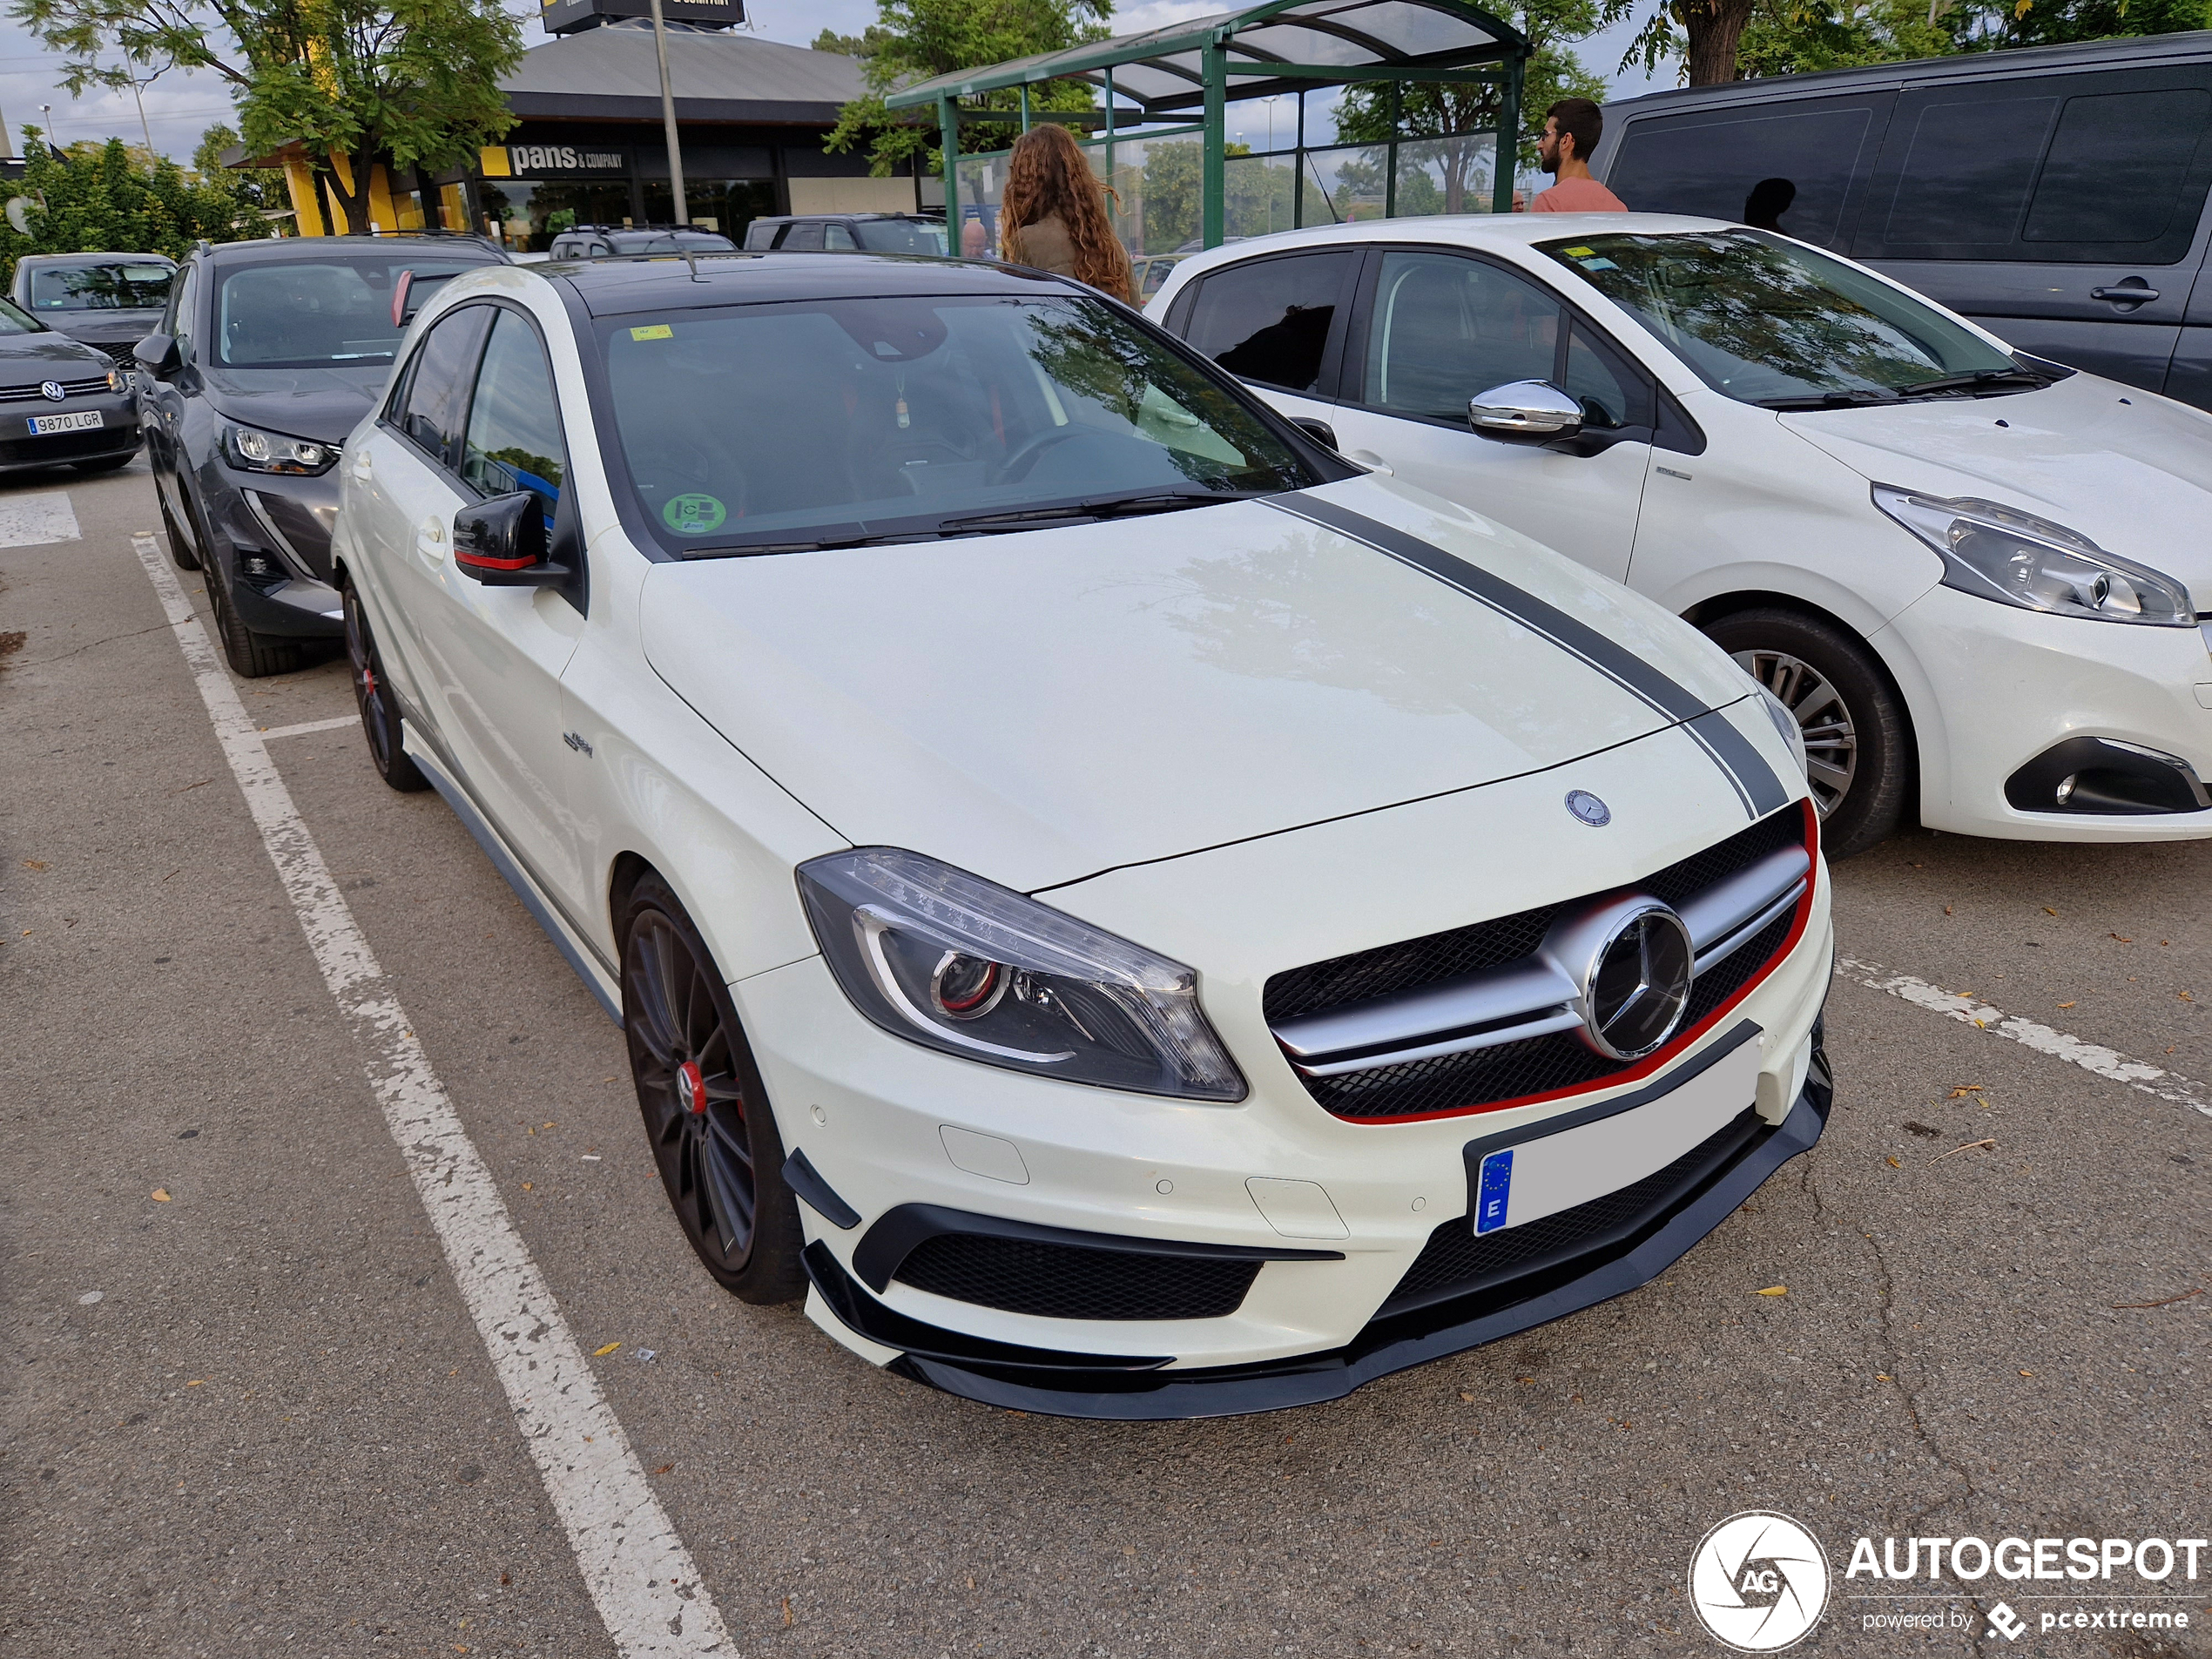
[137,235,505,677]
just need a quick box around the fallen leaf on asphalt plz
[2181,991,2195,1002]
[783,1598,793,1628]
[1886,1156,1902,1168]
[1946,1084,1986,1098]
[655,1464,673,1474]
[20,858,46,870]
[1876,1373,1892,1381]
[520,1183,532,1190]
[1757,1285,1787,1296]
[2043,906,2057,915]
[1460,1391,1475,1403]
[2019,1369,2034,1377]
[2113,934,2133,942]
[2057,1001,2075,1009]
[1932,1138,1998,1163]
[1943,906,1953,916]
[185,1379,203,1386]
[151,1189,171,1202]
[592,1341,621,1357]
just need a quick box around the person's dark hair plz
[1743,176,1797,231]
[1546,98,1603,165]
[999,123,1135,304]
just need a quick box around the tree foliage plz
[818,0,1110,178]
[11,0,523,233]
[0,130,273,285]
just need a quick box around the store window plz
[641,179,778,243]
[480,180,635,252]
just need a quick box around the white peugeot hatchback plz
[1150,215,2212,858]
[332,253,1828,1418]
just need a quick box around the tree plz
[193,121,286,217]
[818,0,1111,178]
[0,130,273,284]
[1943,0,2211,48]
[12,0,524,235]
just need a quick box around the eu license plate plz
[29,409,102,435]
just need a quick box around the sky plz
[0,0,1677,165]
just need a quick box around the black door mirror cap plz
[454,490,568,587]
[1289,416,1339,451]
[135,333,183,377]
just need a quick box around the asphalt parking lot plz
[3,458,2206,1658]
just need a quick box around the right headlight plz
[797,846,1246,1102]
[1874,486,2194,625]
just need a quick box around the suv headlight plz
[1875,486,2193,625]
[798,847,1246,1101]
[224,423,338,475]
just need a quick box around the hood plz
[1780,371,2212,610]
[0,331,118,374]
[47,310,165,345]
[201,364,391,446]
[638,477,1762,892]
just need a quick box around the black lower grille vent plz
[894,1233,1264,1322]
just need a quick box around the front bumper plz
[1882,582,2212,842]
[0,392,139,471]
[209,467,344,638]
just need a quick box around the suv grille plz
[1264,804,1812,1123]
[894,1233,1264,1322]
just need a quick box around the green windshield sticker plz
[630,323,673,341]
[662,493,726,534]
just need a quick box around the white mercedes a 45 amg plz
[331,252,1831,1418]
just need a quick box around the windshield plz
[600,293,1316,554]
[1540,230,2026,406]
[214,257,487,368]
[0,296,42,334]
[30,262,172,312]
[854,219,948,256]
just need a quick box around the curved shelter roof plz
[884,0,1527,116]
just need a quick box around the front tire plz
[159,488,199,572]
[620,873,806,1304]
[197,500,307,679]
[344,582,428,792]
[1700,607,1909,860]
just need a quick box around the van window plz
[1606,99,1884,248]
[2025,87,2212,247]
[1880,96,2056,250]
[781,222,826,251]
[1182,250,1359,394]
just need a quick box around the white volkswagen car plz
[1150,215,2212,858]
[328,253,1829,1418]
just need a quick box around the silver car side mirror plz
[1468,380,1584,444]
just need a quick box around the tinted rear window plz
[1606,99,1884,248]
[1182,250,1359,394]
[28,263,174,311]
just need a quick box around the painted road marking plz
[0,491,80,547]
[128,531,732,1657]
[1837,954,2212,1121]
[260,715,359,741]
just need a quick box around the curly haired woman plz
[996,122,1136,305]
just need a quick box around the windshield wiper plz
[938,488,1267,534]
[1754,388,1899,410]
[682,529,947,556]
[1892,368,2049,398]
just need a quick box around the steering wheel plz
[989,425,1085,486]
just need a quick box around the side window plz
[1360,251,1561,421]
[1879,94,2057,251]
[2024,86,2212,250]
[1182,250,1359,395]
[1605,99,1887,250]
[782,222,825,251]
[461,309,567,532]
[1561,320,1651,431]
[824,222,858,251]
[398,306,491,469]
[164,261,195,339]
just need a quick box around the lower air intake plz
[894,1232,1264,1322]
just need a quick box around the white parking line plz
[128,532,732,1657]
[1837,954,2212,1121]
[0,491,80,548]
[260,715,359,740]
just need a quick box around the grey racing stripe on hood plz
[1266,493,1790,821]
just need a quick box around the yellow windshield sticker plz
[630,323,674,341]
[1562,246,1595,257]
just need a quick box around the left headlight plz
[1750,682,1811,784]
[223,423,338,475]
[1875,485,2194,625]
[106,365,128,395]
[798,846,1246,1102]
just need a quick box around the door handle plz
[2091,284,2159,303]
[415,517,447,560]
[350,451,374,480]
[1342,448,1396,475]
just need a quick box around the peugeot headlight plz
[798,847,1245,1101]
[1750,683,1810,783]
[1874,486,2193,625]
[224,423,337,475]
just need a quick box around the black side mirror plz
[135,333,182,378]
[1290,416,1339,451]
[454,491,567,586]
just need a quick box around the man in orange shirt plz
[1527,98,1626,213]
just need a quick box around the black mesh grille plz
[1380,1108,1765,1316]
[1264,806,1807,1121]
[894,1234,1264,1322]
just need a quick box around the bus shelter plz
[885,0,1532,261]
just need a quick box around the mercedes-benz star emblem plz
[38,381,64,401]
[1543,894,1696,1060]
[1565,789,1610,826]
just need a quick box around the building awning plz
[500,23,866,125]
[886,0,1527,117]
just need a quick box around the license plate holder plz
[29,409,103,435]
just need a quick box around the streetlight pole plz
[648,0,687,226]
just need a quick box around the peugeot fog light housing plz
[799,847,1246,1101]
[1874,486,2193,625]
[224,423,339,475]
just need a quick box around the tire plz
[619,872,806,1305]
[159,488,199,572]
[71,452,134,474]
[343,582,428,792]
[198,502,307,678]
[1700,607,1911,860]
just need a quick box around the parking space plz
[4,460,2206,1656]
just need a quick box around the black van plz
[1595,33,2212,408]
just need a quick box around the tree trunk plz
[321,152,372,235]
[1681,0,1757,84]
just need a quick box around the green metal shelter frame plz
[886,0,1531,253]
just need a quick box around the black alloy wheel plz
[1700,606,1911,860]
[620,873,805,1304]
[343,582,428,792]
